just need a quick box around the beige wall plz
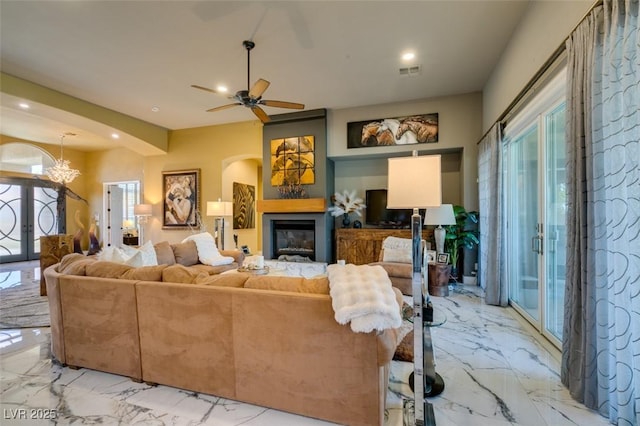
[327,92,483,211]
[85,147,145,245]
[222,158,261,253]
[482,0,593,131]
[143,120,263,245]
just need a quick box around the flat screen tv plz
[365,189,418,228]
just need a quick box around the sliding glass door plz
[505,125,540,321]
[503,68,567,347]
[543,104,567,341]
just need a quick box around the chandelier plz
[46,132,80,184]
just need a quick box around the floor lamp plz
[387,151,442,425]
[206,199,233,250]
[424,204,456,256]
[134,204,152,245]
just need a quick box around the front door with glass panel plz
[0,179,59,263]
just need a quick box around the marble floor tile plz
[0,263,610,425]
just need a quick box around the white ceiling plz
[0,0,530,152]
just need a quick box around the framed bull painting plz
[346,113,438,149]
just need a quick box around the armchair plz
[369,236,429,296]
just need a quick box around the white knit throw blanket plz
[327,264,402,333]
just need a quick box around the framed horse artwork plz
[346,113,438,149]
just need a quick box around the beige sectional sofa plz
[44,251,400,426]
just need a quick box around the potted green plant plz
[444,205,479,281]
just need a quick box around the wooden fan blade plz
[251,106,270,123]
[261,100,305,109]
[248,78,270,99]
[192,84,221,94]
[206,103,241,112]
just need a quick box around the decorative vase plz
[342,213,351,228]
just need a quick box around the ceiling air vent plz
[399,65,421,76]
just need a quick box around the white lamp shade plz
[207,200,233,217]
[134,204,152,216]
[424,204,456,226]
[387,154,442,209]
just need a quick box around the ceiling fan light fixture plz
[46,132,80,184]
[192,39,304,123]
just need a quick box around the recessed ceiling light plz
[402,52,416,61]
[19,102,30,109]
[151,106,160,112]
[111,133,120,139]
[216,85,228,93]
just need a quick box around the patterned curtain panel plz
[477,123,507,306]
[562,1,640,425]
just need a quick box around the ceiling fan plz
[192,40,305,123]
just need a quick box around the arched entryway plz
[0,142,60,262]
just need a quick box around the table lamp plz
[134,203,152,245]
[424,204,456,255]
[207,199,233,249]
[387,151,443,423]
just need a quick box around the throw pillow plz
[124,250,144,267]
[171,241,199,266]
[182,232,234,266]
[382,248,413,264]
[381,236,413,264]
[154,241,176,265]
[96,246,127,263]
[120,240,158,266]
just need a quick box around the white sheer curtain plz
[562,1,639,425]
[477,123,507,306]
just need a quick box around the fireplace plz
[262,212,332,263]
[272,220,315,261]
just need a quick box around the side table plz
[428,263,451,297]
[39,234,74,296]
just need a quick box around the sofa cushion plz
[58,253,97,276]
[171,241,199,266]
[161,264,207,284]
[86,261,134,278]
[121,264,167,281]
[154,241,176,265]
[244,276,330,294]
[195,273,249,287]
[189,263,237,275]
